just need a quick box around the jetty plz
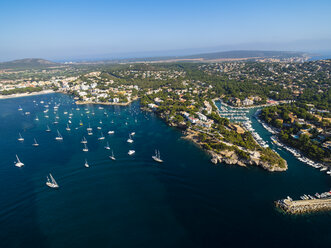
[276,196,331,214]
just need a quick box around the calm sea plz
[0,93,330,248]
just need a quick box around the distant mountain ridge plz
[79,50,308,64]
[0,58,59,69]
[0,50,309,68]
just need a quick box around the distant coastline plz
[0,89,55,100]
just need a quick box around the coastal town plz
[0,59,330,177]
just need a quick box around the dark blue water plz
[1,93,331,248]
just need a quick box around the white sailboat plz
[130,132,135,136]
[14,154,24,167]
[46,125,51,132]
[84,159,89,168]
[127,134,133,143]
[152,150,163,163]
[128,150,135,155]
[18,105,23,111]
[104,142,110,150]
[87,124,92,131]
[18,133,24,142]
[66,124,71,131]
[35,116,39,121]
[109,150,116,160]
[32,138,39,147]
[82,143,88,152]
[46,173,59,188]
[81,136,87,144]
[98,132,105,140]
[55,130,63,141]
[108,130,115,134]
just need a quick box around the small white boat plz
[130,132,135,136]
[127,134,133,143]
[88,131,93,136]
[82,143,88,152]
[55,130,63,141]
[81,136,87,144]
[18,133,24,142]
[66,124,71,131]
[128,150,135,155]
[18,105,23,111]
[108,131,115,134]
[46,173,59,188]
[109,150,116,160]
[98,132,105,140]
[152,150,163,163]
[87,124,92,131]
[97,127,102,130]
[32,138,39,147]
[104,142,110,150]
[14,155,24,167]
[35,116,39,121]
[84,159,89,168]
[46,125,51,132]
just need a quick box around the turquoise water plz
[1,93,331,248]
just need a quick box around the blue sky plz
[0,0,331,61]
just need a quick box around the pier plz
[276,197,331,214]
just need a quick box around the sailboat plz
[46,173,59,188]
[81,136,87,144]
[18,133,24,142]
[82,143,88,152]
[14,155,24,167]
[55,130,63,141]
[79,120,83,126]
[130,132,135,136]
[46,125,51,132]
[108,130,115,134]
[128,150,135,155]
[18,105,23,111]
[127,134,133,143]
[152,150,163,163]
[32,138,39,147]
[84,159,89,168]
[104,142,110,150]
[98,132,105,140]
[87,124,92,131]
[66,124,71,131]
[35,116,39,121]
[88,130,93,136]
[109,150,116,160]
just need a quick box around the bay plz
[0,93,330,248]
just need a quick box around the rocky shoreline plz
[183,128,287,172]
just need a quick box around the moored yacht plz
[82,143,88,152]
[98,132,105,140]
[127,134,133,143]
[84,159,89,168]
[46,173,59,188]
[32,138,39,147]
[14,155,24,167]
[128,150,135,155]
[109,150,116,160]
[18,133,24,142]
[55,130,63,141]
[81,136,87,144]
[152,150,163,163]
[66,124,71,131]
[46,125,51,132]
[104,142,110,150]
